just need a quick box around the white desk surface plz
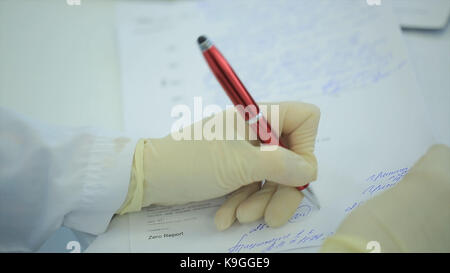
[0,0,124,132]
[0,0,448,252]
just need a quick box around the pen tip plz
[197,35,213,51]
[197,35,207,44]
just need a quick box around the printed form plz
[115,0,436,252]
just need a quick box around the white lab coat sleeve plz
[0,107,138,252]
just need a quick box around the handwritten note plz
[344,167,408,214]
[116,0,436,252]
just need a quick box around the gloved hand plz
[321,144,450,252]
[117,101,320,231]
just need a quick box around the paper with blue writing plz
[116,0,436,252]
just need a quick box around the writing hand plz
[117,101,320,231]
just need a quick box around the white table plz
[0,0,123,132]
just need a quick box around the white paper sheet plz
[402,25,450,146]
[116,0,436,252]
[393,0,450,29]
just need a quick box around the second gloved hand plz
[117,101,320,231]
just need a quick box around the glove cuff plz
[116,138,146,215]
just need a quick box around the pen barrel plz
[248,113,279,145]
[201,44,309,191]
[202,46,258,110]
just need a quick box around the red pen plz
[197,35,309,191]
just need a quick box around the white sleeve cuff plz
[63,135,138,235]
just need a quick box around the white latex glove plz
[117,101,320,230]
[321,144,450,252]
